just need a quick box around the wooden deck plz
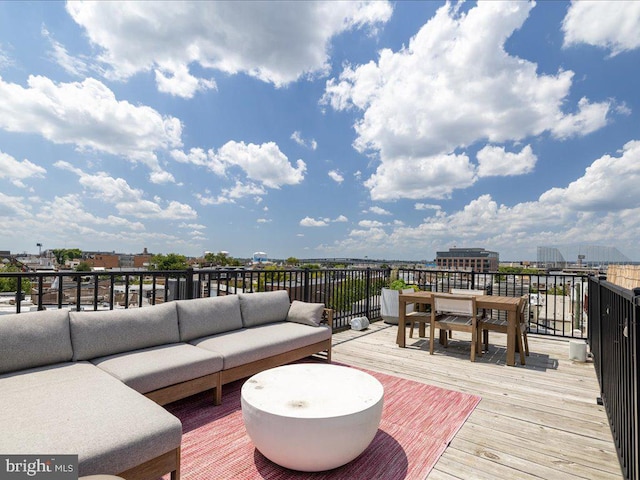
[330,322,622,480]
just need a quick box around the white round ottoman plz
[241,363,384,472]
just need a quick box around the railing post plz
[303,267,310,303]
[37,275,44,311]
[633,289,640,480]
[16,276,22,314]
[365,267,371,320]
[185,267,194,300]
[470,270,475,290]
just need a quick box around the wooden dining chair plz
[448,288,488,338]
[481,295,529,365]
[408,302,431,338]
[429,293,482,362]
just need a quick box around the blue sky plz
[1,1,639,262]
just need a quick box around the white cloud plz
[364,153,476,201]
[207,141,306,188]
[545,140,640,212]
[42,25,90,77]
[368,206,391,215]
[300,216,329,227]
[67,1,392,94]
[322,2,611,201]
[0,192,27,216]
[563,1,640,56]
[172,148,209,167]
[359,220,385,228]
[291,131,318,150]
[333,215,348,222]
[155,62,217,98]
[321,139,640,259]
[477,144,537,177]
[257,218,271,224]
[415,203,441,211]
[180,223,206,230]
[37,194,146,231]
[54,161,196,220]
[0,75,180,183]
[328,170,344,183]
[192,181,268,206]
[0,150,46,187]
[0,44,13,69]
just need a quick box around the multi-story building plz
[435,247,499,272]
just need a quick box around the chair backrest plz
[434,294,475,316]
[450,288,486,296]
[519,295,528,325]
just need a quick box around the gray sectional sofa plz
[0,290,332,480]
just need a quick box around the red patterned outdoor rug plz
[162,366,481,480]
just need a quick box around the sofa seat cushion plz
[70,302,180,361]
[191,321,331,370]
[91,343,224,394]
[0,362,181,477]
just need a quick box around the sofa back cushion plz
[0,309,73,374]
[239,290,291,327]
[176,295,243,341]
[69,302,180,361]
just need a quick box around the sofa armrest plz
[322,308,334,330]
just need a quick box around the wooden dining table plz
[396,291,523,366]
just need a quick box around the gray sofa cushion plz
[0,362,181,476]
[176,295,243,342]
[286,300,325,326]
[0,309,72,374]
[70,302,180,361]
[91,343,223,394]
[238,290,291,327]
[191,321,331,369]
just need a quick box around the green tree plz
[0,265,32,294]
[285,257,299,266]
[51,248,82,265]
[204,251,243,267]
[75,261,92,272]
[150,253,189,270]
[328,278,367,312]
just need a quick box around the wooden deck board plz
[330,322,622,479]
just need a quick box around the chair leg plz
[483,329,489,352]
[523,330,530,356]
[470,327,476,362]
[429,322,436,355]
[409,321,414,338]
[516,323,525,365]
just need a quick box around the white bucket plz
[569,340,587,362]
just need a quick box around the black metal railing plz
[0,267,390,331]
[0,266,589,336]
[588,275,638,480]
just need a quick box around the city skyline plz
[1,2,640,261]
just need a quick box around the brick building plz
[435,247,499,272]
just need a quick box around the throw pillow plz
[286,300,325,327]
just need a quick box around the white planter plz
[381,288,414,325]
